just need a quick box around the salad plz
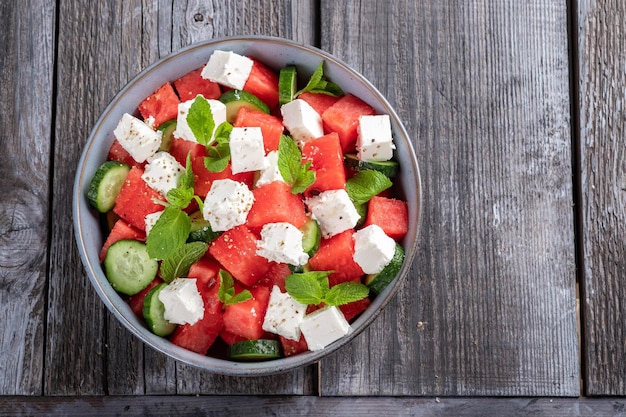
[86,49,409,361]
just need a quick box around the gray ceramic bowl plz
[73,35,422,376]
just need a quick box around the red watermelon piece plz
[245,181,308,232]
[222,286,270,340]
[298,91,340,116]
[301,132,346,196]
[233,107,284,154]
[321,94,375,153]
[137,82,180,129]
[113,166,165,231]
[99,219,146,262]
[243,59,279,109]
[173,66,222,101]
[363,196,409,241]
[309,229,364,287]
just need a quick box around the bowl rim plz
[73,34,423,376]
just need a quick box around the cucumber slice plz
[143,283,177,337]
[86,161,131,213]
[187,211,220,243]
[278,65,297,106]
[104,239,159,296]
[228,339,283,361]
[157,119,177,152]
[300,217,321,257]
[344,153,399,178]
[364,243,405,295]
[219,90,270,123]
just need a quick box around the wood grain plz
[319,0,579,396]
[577,0,626,396]
[0,1,55,396]
[1,396,625,417]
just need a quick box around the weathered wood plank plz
[0,1,55,396]
[319,0,579,396]
[577,0,626,396]
[2,396,625,417]
[48,0,318,396]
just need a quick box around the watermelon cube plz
[137,82,180,128]
[363,196,409,241]
[209,225,271,287]
[223,286,271,340]
[113,166,165,231]
[301,132,346,196]
[309,229,364,287]
[245,181,308,231]
[298,91,340,116]
[233,107,284,154]
[243,59,279,109]
[173,66,222,101]
[321,94,375,153]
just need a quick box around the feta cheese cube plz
[256,222,309,266]
[157,278,205,325]
[353,224,396,274]
[173,96,227,144]
[305,189,360,238]
[141,151,185,195]
[229,127,268,174]
[201,50,254,90]
[202,179,254,232]
[357,114,396,161]
[113,113,162,163]
[144,210,163,236]
[255,150,284,187]
[280,99,324,145]
[262,286,307,341]
[300,306,352,351]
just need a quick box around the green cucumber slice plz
[187,211,220,243]
[86,161,131,213]
[300,217,321,257]
[104,239,159,296]
[219,89,270,123]
[278,65,297,106]
[157,119,177,152]
[344,153,399,178]
[364,243,405,295]
[228,339,283,361]
[143,283,177,337]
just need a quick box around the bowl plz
[73,35,422,376]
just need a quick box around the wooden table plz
[2,0,626,415]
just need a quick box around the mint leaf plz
[218,269,252,306]
[179,152,195,190]
[146,206,191,260]
[346,169,393,205]
[204,122,232,172]
[285,271,330,305]
[277,135,316,194]
[160,242,208,283]
[296,61,344,98]
[187,96,215,146]
[324,281,370,306]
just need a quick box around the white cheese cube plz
[113,113,162,163]
[202,179,254,232]
[357,115,395,161]
[201,50,254,90]
[141,151,185,196]
[173,96,227,144]
[280,99,324,145]
[157,278,205,325]
[144,210,163,236]
[229,127,268,174]
[300,306,352,351]
[305,189,360,238]
[353,224,396,274]
[256,222,309,266]
[255,150,284,187]
[262,285,307,341]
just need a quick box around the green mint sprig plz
[277,135,316,194]
[296,61,344,97]
[204,121,232,172]
[218,269,253,306]
[346,169,392,206]
[160,241,208,283]
[187,96,215,146]
[146,205,191,260]
[285,271,369,307]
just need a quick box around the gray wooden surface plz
[1,0,626,413]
